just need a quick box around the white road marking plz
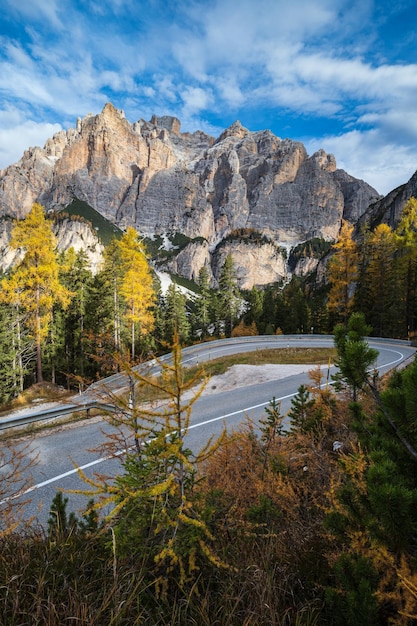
[2,343,413,504]
[2,390,300,501]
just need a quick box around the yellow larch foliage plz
[327,219,359,323]
[1,203,72,381]
[118,226,156,359]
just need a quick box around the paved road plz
[3,335,415,527]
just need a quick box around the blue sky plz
[1,0,417,195]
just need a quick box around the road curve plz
[3,335,415,527]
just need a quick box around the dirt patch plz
[198,363,314,396]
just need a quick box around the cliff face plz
[165,238,287,289]
[0,217,104,274]
[355,169,417,233]
[53,218,105,274]
[0,103,383,287]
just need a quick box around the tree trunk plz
[131,303,135,361]
[36,329,43,383]
[16,317,24,393]
[36,289,43,383]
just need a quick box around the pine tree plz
[2,204,71,383]
[163,283,190,344]
[58,248,95,388]
[288,384,315,433]
[192,265,212,339]
[333,312,378,401]
[43,306,66,385]
[218,254,241,337]
[395,197,417,338]
[325,357,417,623]
[100,239,125,353]
[259,397,286,479]
[260,286,280,334]
[244,285,264,328]
[282,276,310,333]
[0,303,17,402]
[355,223,398,337]
[48,492,78,540]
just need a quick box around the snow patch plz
[155,270,194,297]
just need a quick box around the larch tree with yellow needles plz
[327,220,359,325]
[1,204,71,383]
[74,333,227,597]
[395,197,417,339]
[118,226,156,361]
[355,223,398,337]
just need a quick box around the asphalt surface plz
[2,335,415,528]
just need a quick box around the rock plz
[333,169,381,223]
[355,169,417,231]
[0,220,24,270]
[212,240,287,289]
[0,103,384,288]
[53,218,104,274]
[0,217,104,274]
[0,147,55,219]
[165,240,213,284]
[292,256,320,277]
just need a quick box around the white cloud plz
[4,0,62,29]
[358,110,417,145]
[0,117,62,169]
[181,0,338,70]
[152,76,178,103]
[142,86,156,98]
[166,0,417,150]
[180,86,213,116]
[305,129,416,195]
[216,77,245,109]
[291,53,417,101]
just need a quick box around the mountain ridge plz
[0,102,414,288]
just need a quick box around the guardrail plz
[0,400,118,431]
[1,335,414,433]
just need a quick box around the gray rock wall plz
[0,103,387,288]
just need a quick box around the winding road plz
[3,335,416,527]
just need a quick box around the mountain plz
[0,102,404,288]
[356,169,417,233]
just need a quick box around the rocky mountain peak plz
[71,103,129,138]
[150,115,181,135]
[310,149,337,172]
[356,168,417,231]
[0,102,386,288]
[216,120,249,144]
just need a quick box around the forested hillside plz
[0,198,416,402]
[0,195,416,624]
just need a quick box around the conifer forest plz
[0,200,417,625]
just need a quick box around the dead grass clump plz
[0,382,71,414]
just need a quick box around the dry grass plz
[0,382,72,416]
[124,347,336,404]
[202,347,335,375]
